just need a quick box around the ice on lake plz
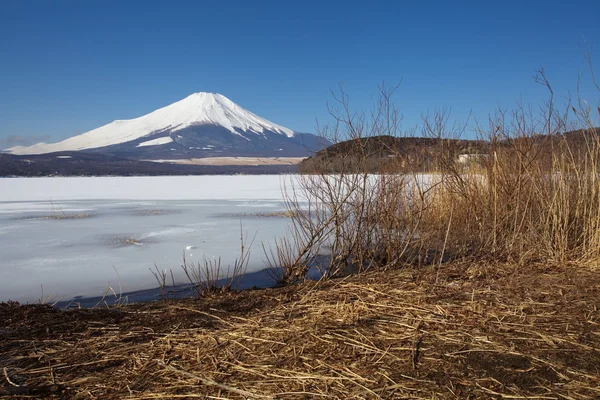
[0,175,300,304]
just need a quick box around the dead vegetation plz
[19,213,93,221]
[106,236,152,247]
[181,225,255,298]
[1,261,599,399]
[18,202,94,221]
[24,214,92,221]
[133,209,170,216]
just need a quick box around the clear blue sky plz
[0,0,598,148]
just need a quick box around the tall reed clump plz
[424,69,600,264]
[182,224,255,297]
[274,63,600,282]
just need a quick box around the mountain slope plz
[6,93,327,158]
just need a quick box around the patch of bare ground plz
[1,261,599,399]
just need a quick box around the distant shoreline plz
[144,156,305,166]
[0,152,299,177]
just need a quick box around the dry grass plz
[1,261,599,399]
[20,213,93,221]
[18,202,94,221]
[107,236,152,247]
[134,209,170,216]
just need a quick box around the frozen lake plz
[0,176,299,304]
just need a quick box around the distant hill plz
[299,128,600,173]
[299,136,488,173]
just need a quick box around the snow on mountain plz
[6,93,297,155]
[136,137,174,147]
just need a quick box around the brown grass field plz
[1,261,599,399]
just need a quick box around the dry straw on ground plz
[1,261,599,399]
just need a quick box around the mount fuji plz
[6,93,328,159]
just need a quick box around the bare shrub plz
[277,84,441,280]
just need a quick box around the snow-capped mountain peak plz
[169,92,295,137]
[6,92,296,155]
